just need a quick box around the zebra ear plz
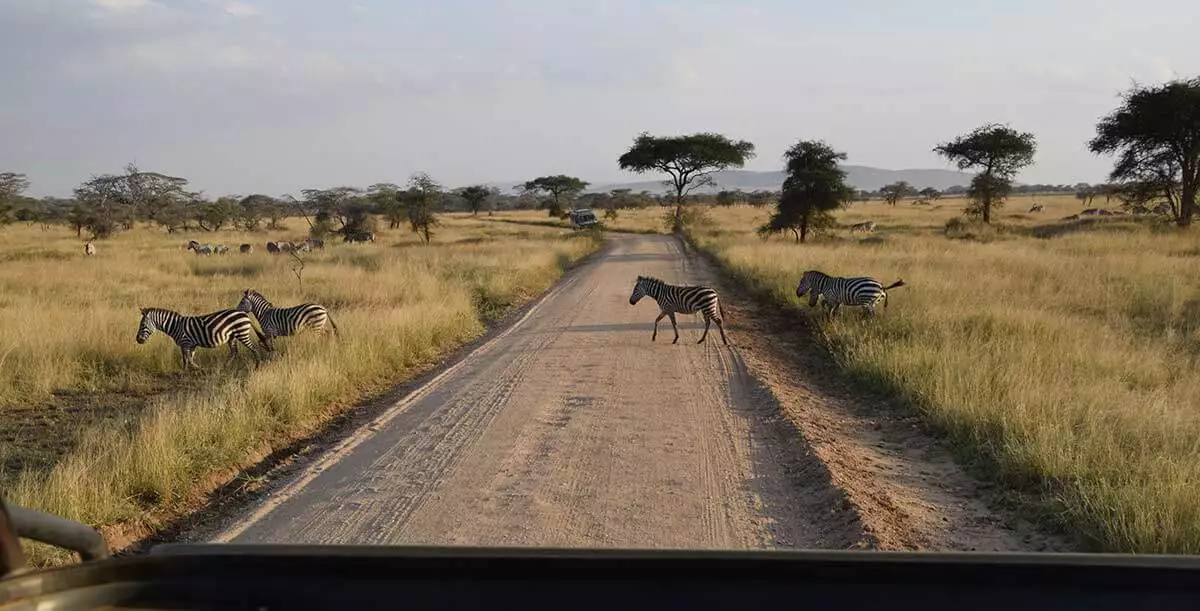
[139,307,148,315]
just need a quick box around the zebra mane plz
[637,275,665,286]
[242,289,272,305]
[140,306,177,317]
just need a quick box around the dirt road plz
[212,234,863,549]
[210,232,1058,552]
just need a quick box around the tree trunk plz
[673,186,685,233]
[982,193,992,224]
[1180,182,1195,228]
[800,217,809,243]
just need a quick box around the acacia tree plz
[519,175,588,217]
[880,181,914,206]
[458,185,494,216]
[918,186,941,202]
[366,183,406,228]
[1089,77,1200,227]
[758,140,854,243]
[617,132,756,232]
[406,172,442,243]
[0,172,31,227]
[934,123,1037,224]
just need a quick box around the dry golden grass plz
[690,194,1200,553]
[0,215,598,564]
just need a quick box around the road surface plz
[213,233,860,549]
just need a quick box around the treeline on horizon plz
[0,164,1130,242]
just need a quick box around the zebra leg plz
[182,346,198,369]
[228,340,239,363]
[652,311,667,341]
[715,318,728,345]
[668,312,680,344]
[698,315,710,344]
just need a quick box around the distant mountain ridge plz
[487,165,975,195]
[590,166,975,194]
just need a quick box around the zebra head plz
[629,276,651,305]
[136,308,158,344]
[237,289,270,315]
[795,270,824,299]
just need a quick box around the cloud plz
[88,0,154,12]
[224,2,260,17]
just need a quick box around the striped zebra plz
[84,242,96,256]
[849,221,876,233]
[628,275,727,345]
[236,289,338,350]
[136,307,268,369]
[795,270,905,318]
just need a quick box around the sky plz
[0,0,1196,198]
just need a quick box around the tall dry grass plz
[0,216,598,563]
[691,194,1200,553]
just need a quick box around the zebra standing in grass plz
[84,242,96,256]
[628,275,728,345]
[849,221,876,233]
[795,270,905,318]
[136,307,268,370]
[236,289,338,350]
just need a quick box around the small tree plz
[519,175,588,217]
[758,140,854,243]
[1089,77,1200,227]
[366,183,406,229]
[918,186,941,202]
[0,172,31,227]
[1075,188,1097,208]
[459,185,494,216]
[934,123,1037,224]
[880,181,914,206]
[617,132,756,232]
[406,172,442,244]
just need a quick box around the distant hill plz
[487,165,974,196]
[589,166,975,194]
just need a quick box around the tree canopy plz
[880,181,914,206]
[519,175,588,217]
[617,132,755,231]
[458,185,495,216]
[1089,77,1200,227]
[759,140,853,243]
[406,172,442,243]
[934,123,1036,223]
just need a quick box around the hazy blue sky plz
[1,0,1196,197]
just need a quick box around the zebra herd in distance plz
[628,270,904,345]
[136,289,337,370]
[186,239,329,256]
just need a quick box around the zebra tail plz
[327,312,340,336]
[883,279,904,308]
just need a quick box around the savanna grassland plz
[0,214,599,563]
[686,193,1200,553]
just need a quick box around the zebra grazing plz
[214,244,230,255]
[306,238,325,250]
[795,270,905,318]
[266,241,281,254]
[628,275,727,345]
[1029,204,1044,212]
[849,221,876,233]
[239,243,253,254]
[187,240,214,255]
[236,289,338,350]
[136,307,268,370]
[343,231,375,243]
[84,242,96,256]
